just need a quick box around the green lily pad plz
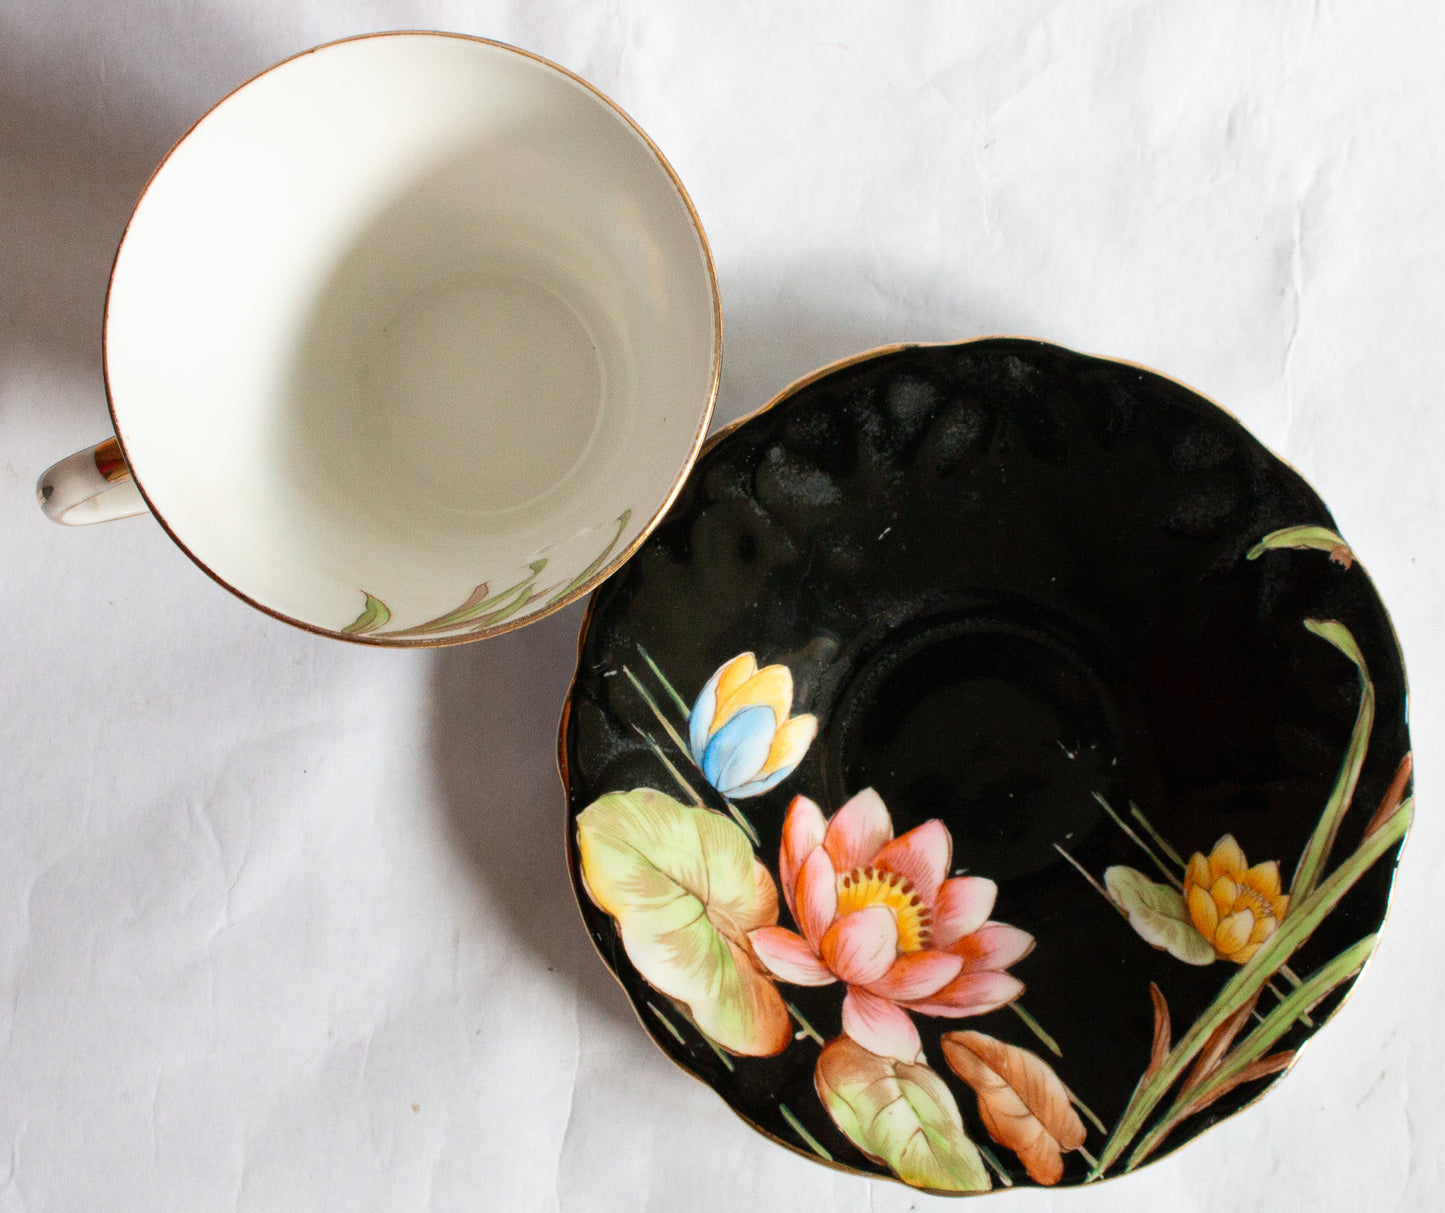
[815,1036,991,1193]
[1105,866,1215,966]
[576,788,790,1057]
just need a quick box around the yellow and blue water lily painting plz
[688,653,818,799]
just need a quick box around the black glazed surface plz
[561,339,1410,1191]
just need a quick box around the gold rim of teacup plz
[101,30,723,648]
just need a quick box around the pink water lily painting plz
[749,790,1031,1065]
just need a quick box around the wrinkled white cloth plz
[2,2,1441,1209]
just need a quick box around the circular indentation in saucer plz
[561,338,1411,1194]
[828,605,1129,885]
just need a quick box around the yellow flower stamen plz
[1233,883,1274,921]
[836,867,931,953]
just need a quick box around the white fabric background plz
[3,2,1441,1209]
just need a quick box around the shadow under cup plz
[102,34,719,640]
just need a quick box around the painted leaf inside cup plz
[1105,865,1215,965]
[575,788,791,1056]
[814,1035,990,1193]
[342,592,391,635]
[941,1030,1086,1186]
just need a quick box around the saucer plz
[559,338,1411,1194]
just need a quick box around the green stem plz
[1094,802,1409,1177]
[636,643,692,717]
[1008,1001,1062,1057]
[468,582,541,631]
[385,561,545,637]
[787,1002,826,1046]
[701,1035,736,1073]
[1053,843,1120,912]
[1125,934,1376,1170]
[1068,1087,1109,1138]
[1129,802,1184,868]
[975,1141,1014,1187]
[723,799,761,846]
[1194,937,1372,1100]
[646,1002,686,1045]
[624,666,695,759]
[1095,792,1181,888]
[1272,965,1314,1027]
[779,1104,833,1161]
[632,727,705,808]
[545,510,631,606]
[1264,976,1312,1028]
[1290,620,1374,904]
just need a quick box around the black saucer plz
[560,339,1411,1194]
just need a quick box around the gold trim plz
[92,436,130,484]
[555,335,1415,1193]
[100,30,722,648]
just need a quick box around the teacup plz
[36,31,720,644]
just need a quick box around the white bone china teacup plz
[36,31,720,645]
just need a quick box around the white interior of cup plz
[104,33,718,639]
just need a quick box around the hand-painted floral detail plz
[748,790,1031,1063]
[562,468,1411,1189]
[1183,836,1289,964]
[1092,611,1410,1178]
[688,653,818,798]
[381,559,548,639]
[575,787,791,1056]
[1143,982,1172,1083]
[1119,976,1308,1168]
[543,508,633,606]
[1104,865,1215,965]
[1365,753,1414,840]
[814,1035,990,1192]
[343,508,633,638]
[1246,524,1353,568]
[342,592,391,635]
[941,1030,1086,1186]
[1170,987,1294,1124]
[1291,619,1374,905]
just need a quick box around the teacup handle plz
[37,437,148,525]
